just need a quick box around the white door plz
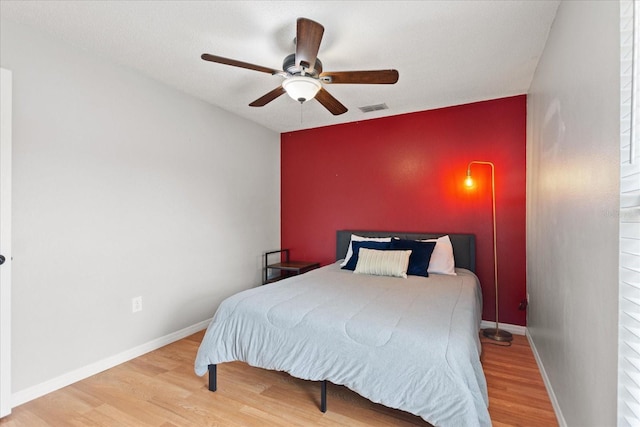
[0,67,13,418]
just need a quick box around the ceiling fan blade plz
[201,54,281,75]
[296,18,324,71]
[315,88,348,116]
[249,86,287,107]
[320,70,399,84]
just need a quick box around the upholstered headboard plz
[336,230,476,273]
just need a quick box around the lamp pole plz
[466,161,512,342]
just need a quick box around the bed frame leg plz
[208,364,217,392]
[320,380,327,413]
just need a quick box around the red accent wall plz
[281,95,527,326]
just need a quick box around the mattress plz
[194,262,489,427]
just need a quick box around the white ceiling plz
[0,0,559,133]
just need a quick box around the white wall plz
[0,19,280,396]
[526,1,619,426]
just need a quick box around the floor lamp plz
[465,161,513,342]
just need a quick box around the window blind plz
[619,1,640,426]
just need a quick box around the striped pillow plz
[354,248,412,278]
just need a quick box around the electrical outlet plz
[132,296,142,313]
[518,298,528,311]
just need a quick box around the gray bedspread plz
[194,262,490,427]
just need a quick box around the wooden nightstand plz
[263,249,320,284]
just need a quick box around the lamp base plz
[482,327,513,342]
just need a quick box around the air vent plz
[358,103,389,113]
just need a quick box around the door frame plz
[1,67,13,418]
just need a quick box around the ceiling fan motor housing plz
[283,53,323,77]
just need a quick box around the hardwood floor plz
[481,335,558,427]
[0,331,557,426]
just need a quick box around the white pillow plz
[423,235,457,275]
[354,248,412,278]
[340,234,392,267]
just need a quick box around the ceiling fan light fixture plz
[282,76,322,103]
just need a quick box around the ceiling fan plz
[201,17,399,116]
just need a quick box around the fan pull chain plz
[300,101,303,124]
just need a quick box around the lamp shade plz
[282,76,322,103]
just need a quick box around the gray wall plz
[0,19,280,394]
[527,1,620,426]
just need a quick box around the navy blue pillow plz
[342,240,392,271]
[389,238,437,277]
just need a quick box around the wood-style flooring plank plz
[481,334,558,426]
[1,331,558,426]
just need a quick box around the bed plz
[194,230,490,427]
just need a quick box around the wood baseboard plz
[480,320,527,335]
[10,318,212,409]
[526,330,567,427]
